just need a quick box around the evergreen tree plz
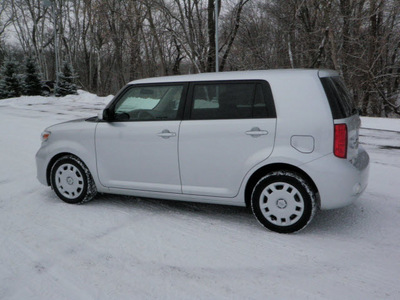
[0,78,6,99]
[55,61,78,97]
[0,60,22,99]
[0,69,6,99]
[23,56,42,96]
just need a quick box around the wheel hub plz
[258,181,305,227]
[276,199,287,209]
[66,176,74,185]
[54,162,85,200]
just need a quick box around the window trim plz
[184,80,276,121]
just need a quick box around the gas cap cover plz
[290,135,315,153]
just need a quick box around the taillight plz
[334,124,347,158]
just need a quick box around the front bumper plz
[35,144,49,186]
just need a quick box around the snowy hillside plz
[0,92,399,299]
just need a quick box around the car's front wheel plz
[251,171,317,233]
[50,155,97,204]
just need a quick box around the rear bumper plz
[301,146,369,210]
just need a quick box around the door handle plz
[157,129,176,139]
[245,127,268,137]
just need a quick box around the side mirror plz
[101,108,113,121]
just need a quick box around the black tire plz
[50,155,97,204]
[251,171,317,233]
[42,87,51,96]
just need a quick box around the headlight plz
[41,131,51,142]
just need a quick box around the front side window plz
[190,81,275,120]
[113,84,185,121]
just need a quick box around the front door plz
[95,83,186,193]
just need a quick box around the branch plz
[370,72,400,116]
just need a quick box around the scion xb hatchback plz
[36,69,369,233]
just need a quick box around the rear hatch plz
[319,73,360,162]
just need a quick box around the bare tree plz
[231,0,400,116]
[1,0,399,112]
[0,0,13,38]
[219,0,250,71]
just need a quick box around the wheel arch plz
[244,163,319,209]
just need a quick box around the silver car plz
[36,69,369,233]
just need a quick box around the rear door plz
[179,80,277,198]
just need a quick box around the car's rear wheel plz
[251,171,316,233]
[50,155,97,204]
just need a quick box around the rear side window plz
[320,77,356,119]
[190,81,276,120]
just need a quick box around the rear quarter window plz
[320,77,356,119]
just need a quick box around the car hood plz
[46,117,91,130]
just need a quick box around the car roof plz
[128,69,339,85]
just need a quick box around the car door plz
[95,83,187,193]
[179,81,277,198]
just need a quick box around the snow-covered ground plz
[0,91,399,299]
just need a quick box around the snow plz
[1,92,400,299]
[361,116,400,132]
